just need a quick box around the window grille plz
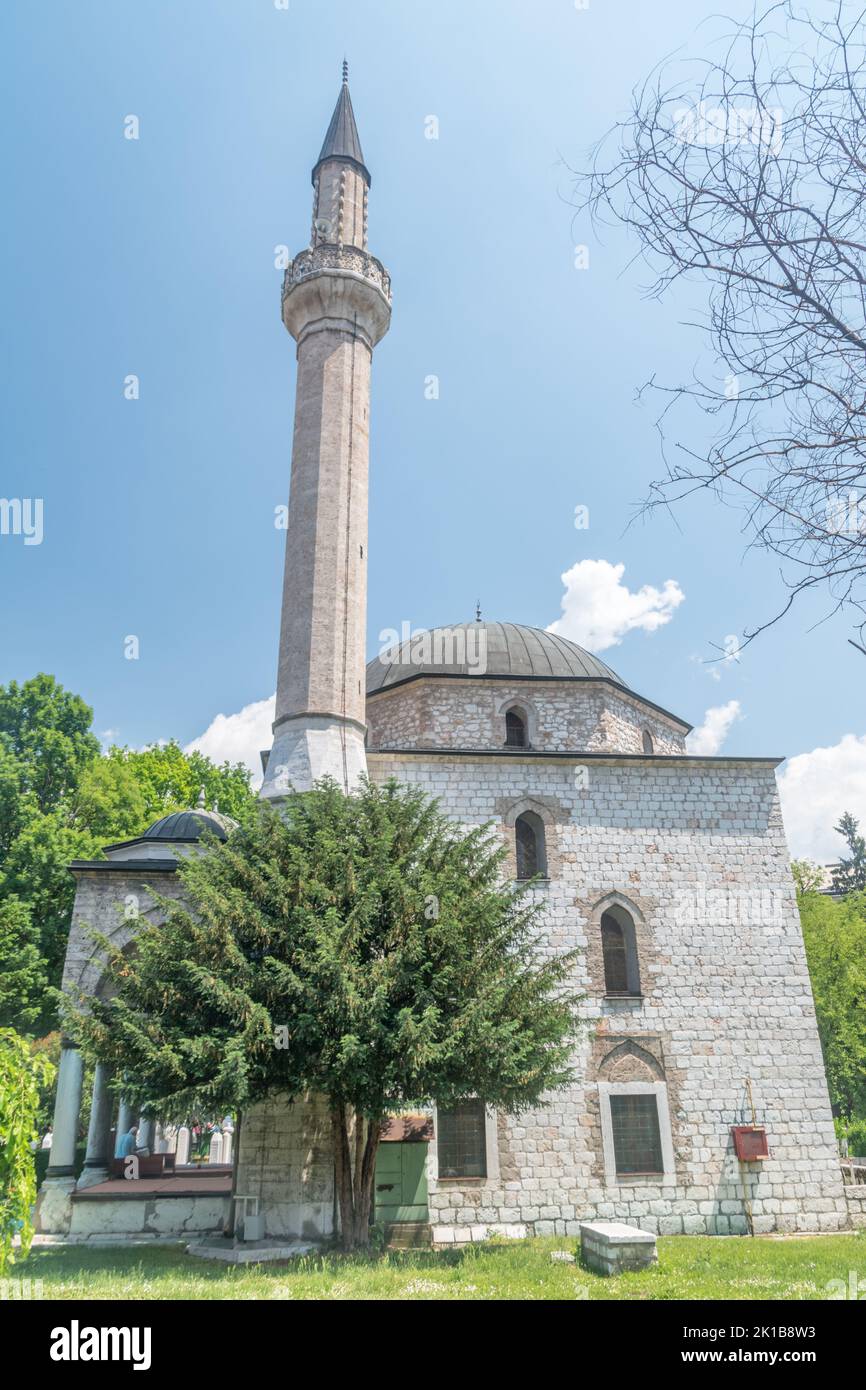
[437,1100,487,1178]
[516,813,542,879]
[610,1093,663,1174]
[601,916,630,993]
[505,709,527,747]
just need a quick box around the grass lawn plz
[13,1232,866,1301]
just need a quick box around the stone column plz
[77,1062,114,1189]
[138,1115,156,1153]
[45,1041,84,1179]
[35,1039,84,1233]
[115,1097,135,1155]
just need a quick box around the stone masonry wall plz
[235,1093,334,1240]
[62,868,190,999]
[368,750,849,1242]
[366,678,688,756]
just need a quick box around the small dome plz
[142,808,237,842]
[367,621,626,695]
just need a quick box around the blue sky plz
[1,0,863,858]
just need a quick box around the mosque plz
[37,71,852,1245]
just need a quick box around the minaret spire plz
[262,74,392,799]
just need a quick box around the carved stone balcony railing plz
[283,244,392,305]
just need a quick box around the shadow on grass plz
[19,1235,563,1284]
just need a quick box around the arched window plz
[505,708,528,748]
[642,729,654,755]
[515,811,546,879]
[601,907,641,996]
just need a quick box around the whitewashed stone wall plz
[235,1093,334,1240]
[368,749,849,1241]
[366,678,688,756]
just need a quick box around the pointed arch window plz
[505,708,528,748]
[515,811,546,880]
[601,906,641,996]
[642,730,655,755]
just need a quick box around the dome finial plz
[196,786,206,810]
[342,57,349,86]
[476,600,482,623]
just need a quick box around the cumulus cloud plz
[686,700,742,755]
[185,694,275,786]
[548,559,684,652]
[778,733,866,862]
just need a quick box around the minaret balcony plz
[283,244,392,306]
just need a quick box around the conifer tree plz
[832,812,866,895]
[69,778,580,1250]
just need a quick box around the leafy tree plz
[1,810,90,987]
[0,674,257,1034]
[798,886,866,1120]
[101,743,257,829]
[0,745,30,861]
[831,812,866,894]
[0,674,99,814]
[791,860,826,896]
[0,899,48,1033]
[0,1028,55,1272]
[70,756,148,844]
[69,779,581,1251]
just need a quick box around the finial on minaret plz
[476,601,482,623]
[313,66,370,192]
[196,786,206,810]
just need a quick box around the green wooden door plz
[374,1142,429,1223]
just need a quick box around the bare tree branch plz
[572,0,866,645]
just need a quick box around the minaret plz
[262,66,392,799]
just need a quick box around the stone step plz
[386,1222,432,1249]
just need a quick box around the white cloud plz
[184,694,275,786]
[686,700,742,755]
[548,559,684,652]
[778,733,866,862]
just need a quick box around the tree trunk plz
[354,1118,381,1247]
[226,1110,242,1238]
[332,1102,354,1249]
[331,1101,383,1252]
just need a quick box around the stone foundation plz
[68,1195,228,1238]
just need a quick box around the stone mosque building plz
[38,72,855,1245]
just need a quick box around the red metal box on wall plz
[732,1125,769,1161]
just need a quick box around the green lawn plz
[13,1232,866,1301]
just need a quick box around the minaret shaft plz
[276,322,371,731]
[262,75,390,799]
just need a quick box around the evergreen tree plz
[69,778,581,1250]
[832,812,866,894]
